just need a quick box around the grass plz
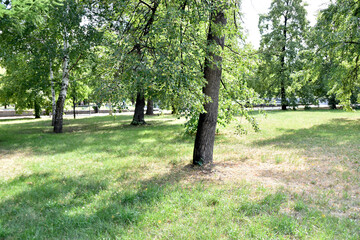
[1,110,360,239]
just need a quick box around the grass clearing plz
[0,110,360,239]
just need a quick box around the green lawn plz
[1,110,360,239]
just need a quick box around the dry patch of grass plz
[0,150,33,181]
[183,113,360,219]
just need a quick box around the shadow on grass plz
[1,114,360,238]
[249,109,347,115]
[0,164,191,239]
[0,115,196,238]
[2,168,358,239]
[0,117,38,123]
[0,115,193,160]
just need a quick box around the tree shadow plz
[0,164,194,239]
[0,115,199,237]
[0,118,37,123]
[0,115,192,161]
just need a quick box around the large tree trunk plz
[329,94,337,109]
[54,11,70,133]
[193,5,226,166]
[146,99,154,115]
[50,61,56,126]
[131,90,146,125]
[171,105,178,115]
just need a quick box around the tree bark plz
[34,99,41,118]
[108,100,113,115]
[171,105,178,115]
[130,1,159,124]
[73,95,76,119]
[50,61,56,126]
[146,99,154,115]
[131,90,146,125]
[94,105,99,113]
[280,14,288,111]
[329,94,337,109]
[54,6,70,133]
[193,4,226,166]
[281,82,286,110]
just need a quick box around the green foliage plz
[310,0,360,110]
[0,0,103,116]
[257,0,309,107]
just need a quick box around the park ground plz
[0,110,360,239]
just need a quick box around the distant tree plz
[311,0,360,110]
[146,99,154,115]
[258,0,308,110]
[0,0,59,118]
[53,0,101,133]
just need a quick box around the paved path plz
[0,110,167,120]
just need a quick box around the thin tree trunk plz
[53,50,69,133]
[50,61,56,126]
[281,81,286,110]
[73,95,76,119]
[54,5,70,133]
[34,99,41,118]
[146,99,154,115]
[130,1,159,125]
[193,4,227,166]
[109,100,113,115]
[280,14,288,111]
[131,90,146,125]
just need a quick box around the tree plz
[0,0,60,118]
[193,1,227,166]
[53,0,101,133]
[311,0,360,110]
[146,99,154,115]
[258,0,308,110]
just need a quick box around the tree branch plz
[68,53,82,73]
[316,41,360,53]
[139,0,153,10]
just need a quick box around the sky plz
[242,0,331,48]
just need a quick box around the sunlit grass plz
[1,110,360,239]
